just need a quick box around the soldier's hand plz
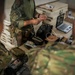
[31,19,41,25]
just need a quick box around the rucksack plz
[36,23,53,40]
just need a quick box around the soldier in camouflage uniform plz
[10,0,47,46]
[0,1,29,75]
[25,39,75,75]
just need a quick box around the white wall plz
[67,0,75,9]
[5,0,14,21]
[5,0,14,9]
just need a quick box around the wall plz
[60,0,75,9]
[5,0,14,21]
[5,0,14,9]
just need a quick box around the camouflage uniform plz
[10,0,37,46]
[0,42,27,75]
[26,41,75,75]
[0,42,12,75]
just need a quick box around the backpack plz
[36,23,53,40]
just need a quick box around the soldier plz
[0,1,31,75]
[10,0,47,46]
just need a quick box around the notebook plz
[56,13,72,33]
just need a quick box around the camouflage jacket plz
[10,0,37,46]
[26,41,75,75]
[10,0,37,29]
[0,42,27,75]
[0,42,12,75]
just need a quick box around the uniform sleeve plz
[10,5,28,29]
[10,47,28,63]
[16,20,25,28]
